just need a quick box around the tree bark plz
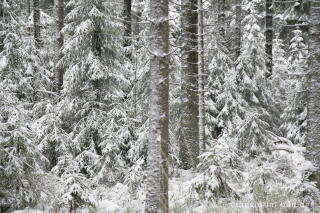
[56,0,64,92]
[306,0,320,189]
[34,0,41,48]
[218,0,226,40]
[27,0,31,15]
[234,0,241,61]
[265,0,273,77]
[91,21,103,100]
[179,0,199,169]
[0,0,5,52]
[145,0,169,212]
[198,0,205,154]
[123,0,132,59]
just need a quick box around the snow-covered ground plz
[9,169,204,213]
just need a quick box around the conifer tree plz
[58,0,129,184]
[0,1,45,208]
[281,29,308,145]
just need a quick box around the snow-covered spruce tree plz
[191,0,243,203]
[31,0,68,172]
[58,0,130,186]
[0,86,45,210]
[33,101,72,171]
[235,0,280,155]
[121,0,151,192]
[51,155,96,213]
[271,33,289,115]
[281,29,308,145]
[282,0,309,38]
[0,0,47,209]
[233,1,319,210]
[205,24,235,142]
[192,1,320,210]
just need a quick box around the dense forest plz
[0,0,320,212]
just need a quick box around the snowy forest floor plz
[10,169,202,213]
[9,169,304,213]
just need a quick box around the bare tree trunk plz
[218,0,226,40]
[91,21,103,100]
[265,0,273,77]
[179,0,199,170]
[27,0,31,15]
[123,0,132,59]
[306,0,320,189]
[234,0,241,61]
[145,0,169,212]
[56,0,64,92]
[198,0,205,154]
[0,0,5,52]
[34,0,41,48]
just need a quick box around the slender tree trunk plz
[198,0,205,154]
[56,0,64,92]
[0,0,5,52]
[179,0,199,169]
[0,0,3,19]
[91,22,103,100]
[132,0,142,118]
[234,0,241,61]
[145,0,169,212]
[218,0,226,40]
[123,0,132,59]
[306,0,320,189]
[34,0,41,48]
[265,0,273,77]
[27,0,31,15]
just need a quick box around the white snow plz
[10,209,44,213]
[97,200,121,213]
[0,55,7,71]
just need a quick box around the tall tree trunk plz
[234,0,241,61]
[306,0,320,189]
[265,0,273,77]
[56,0,64,92]
[132,0,142,118]
[198,0,205,154]
[218,0,226,40]
[27,0,31,15]
[179,0,199,169]
[34,0,41,48]
[0,0,5,52]
[123,0,132,59]
[92,22,103,100]
[145,0,169,212]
